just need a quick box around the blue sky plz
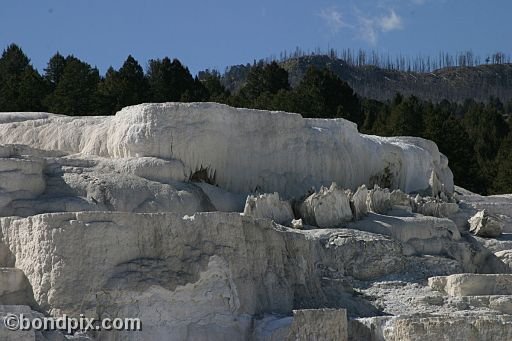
[1,0,511,75]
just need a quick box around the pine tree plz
[0,44,48,111]
[464,103,509,162]
[238,61,290,105]
[98,55,149,114]
[198,70,230,102]
[45,57,101,115]
[44,52,67,89]
[493,133,512,193]
[182,76,209,102]
[388,96,424,136]
[147,57,197,102]
[17,67,49,111]
[96,67,120,114]
[293,67,361,123]
[0,44,29,76]
[424,104,482,192]
[360,99,382,132]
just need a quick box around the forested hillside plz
[0,43,511,195]
[223,55,512,104]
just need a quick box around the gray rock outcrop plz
[243,192,293,225]
[287,309,347,341]
[469,209,504,237]
[299,183,353,228]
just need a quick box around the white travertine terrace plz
[0,103,510,341]
[0,102,453,198]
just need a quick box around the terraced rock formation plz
[0,103,510,340]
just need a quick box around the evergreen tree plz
[424,105,482,191]
[464,103,509,162]
[180,76,209,102]
[488,96,505,114]
[45,57,101,115]
[44,52,67,89]
[387,95,424,136]
[96,67,119,114]
[117,55,148,103]
[239,61,290,103]
[198,70,230,102]
[360,99,386,133]
[506,99,512,115]
[98,55,149,114]
[423,102,449,141]
[17,68,49,111]
[293,67,362,123]
[0,44,30,76]
[493,133,512,193]
[392,93,403,106]
[147,57,197,102]
[0,44,48,111]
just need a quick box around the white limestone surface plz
[0,103,454,198]
[243,192,294,225]
[429,274,512,296]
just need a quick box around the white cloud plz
[379,10,403,32]
[357,16,378,45]
[377,0,428,6]
[355,10,402,45]
[318,5,404,45]
[319,8,350,33]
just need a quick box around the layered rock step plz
[0,268,36,307]
[350,312,512,341]
[0,211,376,340]
[429,274,512,315]
[1,209,486,340]
[0,269,70,340]
[0,153,45,215]
[468,209,504,237]
[254,309,348,341]
[456,189,512,233]
[429,274,512,296]
[287,309,348,341]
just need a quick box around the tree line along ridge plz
[0,43,511,195]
